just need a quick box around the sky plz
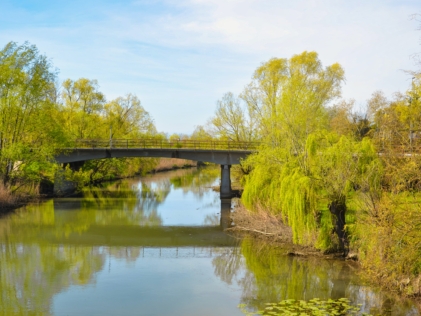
[0,0,420,134]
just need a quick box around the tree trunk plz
[328,199,348,256]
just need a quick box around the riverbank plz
[228,202,340,258]
[229,200,421,310]
[0,183,37,215]
[0,158,198,215]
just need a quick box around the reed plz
[0,183,16,211]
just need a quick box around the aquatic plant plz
[239,298,371,316]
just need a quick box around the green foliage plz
[0,42,162,191]
[242,130,380,249]
[104,94,156,138]
[210,92,258,141]
[238,52,385,250]
[242,51,344,146]
[239,52,348,248]
[0,41,163,191]
[0,41,60,187]
[191,125,213,140]
[356,192,421,296]
[279,166,317,245]
[61,78,106,139]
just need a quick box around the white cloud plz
[0,0,420,133]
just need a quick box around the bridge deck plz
[55,139,260,165]
[70,138,260,150]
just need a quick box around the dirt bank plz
[228,201,356,259]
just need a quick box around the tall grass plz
[0,183,15,211]
[0,182,38,212]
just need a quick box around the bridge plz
[54,139,260,198]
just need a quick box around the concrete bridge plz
[54,139,259,198]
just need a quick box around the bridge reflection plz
[135,246,234,259]
[5,197,234,248]
[42,199,235,247]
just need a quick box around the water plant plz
[239,298,372,316]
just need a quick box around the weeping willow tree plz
[243,132,380,249]
[241,51,380,250]
[241,51,344,247]
[307,133,381,250]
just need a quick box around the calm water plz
[0,167,419,315]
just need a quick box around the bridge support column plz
[220,164,232,199]
[54,170,77,196]
[53,161,84,196]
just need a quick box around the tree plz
[104,94,156,139]
[191,125,213,141]
[328,99,355,137]
[72,93,158,184]
[307,133,380,250]
[328,99,372,141]
[369,82,421,192]
[241,52,354,249]
[0,41,59,185]
[210,92,258,142]
[61,78,105,139]
[241,51,344,149]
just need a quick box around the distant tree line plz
[0,41,162,193]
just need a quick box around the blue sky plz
[1,0,420,134]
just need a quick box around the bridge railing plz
[72,139,261,151]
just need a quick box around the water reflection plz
[0,168,235,315]
[0,168,419,315]
[210,237,420,315]
[0,243,106,315]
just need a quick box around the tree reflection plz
[210,236,419,315]
[0,167,224,315]
[169,167,219,198]
[0,242,105,315]
[107,247,141,263]
[0,173,171,315]
[212,247,243,285]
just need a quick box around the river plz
[0,167,419,315]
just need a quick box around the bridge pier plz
[53,161,84,196]
[220,165,232,199]
[54,170,76,196]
